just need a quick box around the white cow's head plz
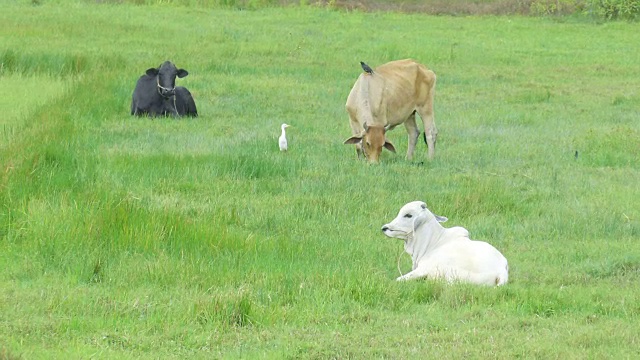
[381,201,448,240]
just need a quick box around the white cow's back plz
[419,239,509,286]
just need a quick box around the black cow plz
[173,86,198,117]
[130,61,198,118]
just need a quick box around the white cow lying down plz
[381,201,509,286]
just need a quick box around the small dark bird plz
[574,150,579,159]
[360,61,374,75]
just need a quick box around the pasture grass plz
[1,1,640,358]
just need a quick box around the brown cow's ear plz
[383,141,396,153]
[177,69,189,78]
[344,137,363,145]
[146,68,159,76]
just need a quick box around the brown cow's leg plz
[347,112,365,159]
[404,112,420,161]
[417,100,436,160]
[416,69,437,160]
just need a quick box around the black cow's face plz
[146,61,189,98]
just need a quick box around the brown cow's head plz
[344,123,396,163]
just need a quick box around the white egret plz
[279,123,291,151]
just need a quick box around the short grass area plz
[1,1,639,359]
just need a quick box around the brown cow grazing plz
[343,59,437,163]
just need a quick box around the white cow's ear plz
[435,215,448,223]
[413,213,428,230]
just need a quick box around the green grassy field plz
[1,1,639,358]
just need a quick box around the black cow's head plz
[146,61,188,98]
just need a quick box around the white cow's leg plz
[404,113,420,161]
[396,269,428,281]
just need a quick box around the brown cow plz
[343,59,437,163]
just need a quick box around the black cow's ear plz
[146,68,159,76]
[177,69,189,78]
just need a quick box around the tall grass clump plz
[0,50,89,77]
[529,0,586,15]
[586,0,640,19]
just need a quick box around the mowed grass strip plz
[1,2,639,358]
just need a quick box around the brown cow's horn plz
[363,122,369,132]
